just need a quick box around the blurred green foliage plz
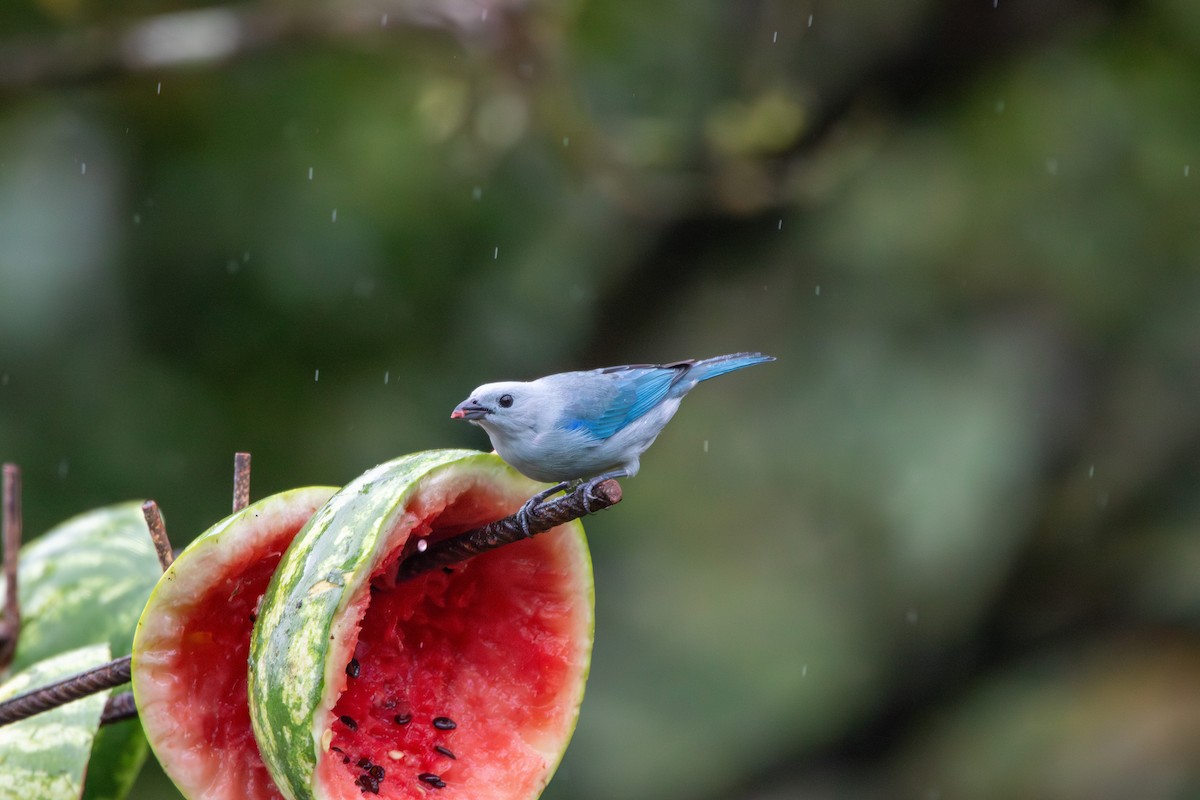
[2,0,1200,798]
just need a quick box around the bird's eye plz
[498,394,514,408]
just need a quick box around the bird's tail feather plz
[690,352,775,382]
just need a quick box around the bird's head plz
[450,381,536,435]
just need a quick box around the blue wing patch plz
[566,366,684,440]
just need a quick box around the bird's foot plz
[515,482,569,538]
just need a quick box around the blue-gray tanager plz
[450,353,774,513]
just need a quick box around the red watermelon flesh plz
[132,488,337,800]
[318,484,592,799]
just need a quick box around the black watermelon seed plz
[355,774,380,794]
[434,745,456,759]
[357,757,371,769]
[393,713,412,725]
[432,716,456,731]
[418,772,442,786]
[330,746,344,754]
[434,779,447,788]
[346,658,360,678]
[339,715,358,731]
[342,757,350,764]
[368,765,385,780]
[442,567,454,574]
[248,612,257,623]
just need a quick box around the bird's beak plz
[450,400,490,421]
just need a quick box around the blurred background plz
[2,0,1200,797]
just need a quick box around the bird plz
[450,352,774,524]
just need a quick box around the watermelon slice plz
[249,450,594,800]
[131,486,338,800]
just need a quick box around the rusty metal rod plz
[233,452,252,513]
[142,501,173,572]
[0,464,21,669]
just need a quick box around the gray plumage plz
[451,352,774,484]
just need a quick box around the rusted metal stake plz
[141,501,173,572]
[0,479,621,729]
[0,464,21,669]
[233,452,251,513]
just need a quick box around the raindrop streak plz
[156,81,162,95]
[703,440,709,453]
[384,371,390,385]
[472,186,483,201]
[808,13,813,27]
[563,136,570,147]
[815,285,821,296]
[1046,158,1059,175]
[802,664,808,677]
[1186,165,1191,177]
[314,369,320,382]
[81,162,87,175]
[494,246,499,260]
[995,99,1005,114]
[381,12,388,25]
[1088,464,1095,479]
[482,8,488,20]
[777,219,783,230]
[773,31,778,43]
[308,167,314,180]
[332,208,338,222]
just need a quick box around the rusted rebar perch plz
[0,478,620,728]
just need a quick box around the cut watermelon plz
[249,450,594,800]
[131,487,338,800]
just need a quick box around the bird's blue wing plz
[561,366,685,440]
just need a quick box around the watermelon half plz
[131,486,338,800]
[248,450,594,800]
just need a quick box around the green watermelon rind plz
[130,486,339,800]
[248,449,594,800]
[0,643,112,800]
[12,502,164,800]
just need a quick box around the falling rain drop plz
[331,208,338,222]
[995,99,1005,115]
[308,167,314,180]
[815,284,821,296]
[384,371,390,385]
[81,162,87,175]
[494,246,499,260]
[1088,464,1095,479]
[157,81,162,95]
[773,31,778,43]
[482,8,488,20]
[315,369,320,382]
[808,14,813,27]
[563,136,570,147]
[703,440,709,453]
[802,664,808,677]
[472,186,483,201]
[381,12,388,25]
[133,213,142,225]
[58,460,69,478]
[1186,165,1191,177]
[777,218,783,230]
